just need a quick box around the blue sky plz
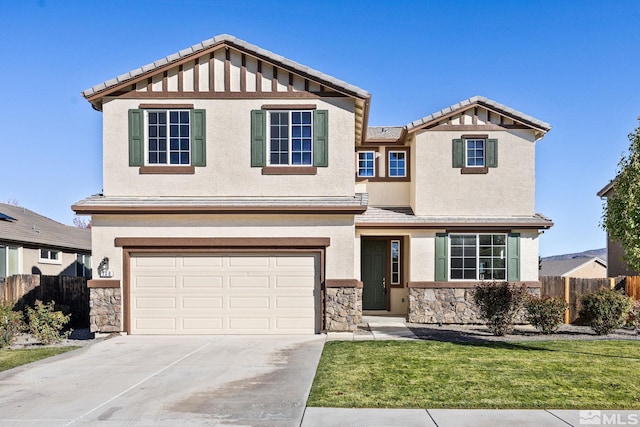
[0,0,638,257]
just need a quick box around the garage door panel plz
[228,257,271,268]
[228,296,270,309]
[182,297,223,309]
[182,318,223,330]
[228,275,270,288]
[182,276,223,288]
[182,256,223,268]
[135,297,176,309]
[134,257,177,268]
[130,253,318,335]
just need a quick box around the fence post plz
[610,277,615,289]
[564,276,570,324]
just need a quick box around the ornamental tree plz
[602,120,640,272]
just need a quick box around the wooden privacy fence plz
[0,275,89,329]
[540,276,618,324]
[626,276,640,300]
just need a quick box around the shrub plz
[25,300,71,345]
[472,281,528,336]
[0,302,24,348]
[625,299,640,332]
[579,288,633,335]
[525,296,568,334]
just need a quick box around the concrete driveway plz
[0,335,325,426]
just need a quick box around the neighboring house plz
[597,180,638,277]
[540,257,607,278]
[0,203,92,278]
[73,34,552,335]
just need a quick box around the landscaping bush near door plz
[579,288,633,335]
[472,282,528,336]
[525,296,568,334]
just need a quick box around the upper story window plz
[450,234,506,281]
[388,151,406,177]
[147,110,190,165]
[269,111,313,166]
[465,139,485,167]
[358,151,375,177]
[39,248,61,264]
[128,107,206,170]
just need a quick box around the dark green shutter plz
[435,233,448,282]
[313,110,328,167]
[452,139,464,168]
[128,109,144,166]
[190,109,206,166]
[507,233,520,282]
[486,138,498,168]
[251,110,266,167]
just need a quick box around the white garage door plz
[129,253,318,334]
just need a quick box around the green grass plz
[0,347,78,372]
[308,340,640,409]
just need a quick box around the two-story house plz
[73,34,552,335]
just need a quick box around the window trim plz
[448,233,507,282]
[465,138,486,168]
[388,150,407,178]
[357,151,376,178]
[390,239,401,285]
[145,109,192,167]
[267,110,314,167]
[39,248,62,265]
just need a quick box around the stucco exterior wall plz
[355,181,410,207]
[412,129,537,216]
[101,97,356,198]
[519,230,540,282]
[91,213,357,282]
[570,261,608,279]
[21,247,81,276]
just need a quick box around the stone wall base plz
[325,287,362,331]
[89,288,122,333]
[409,287,540,324]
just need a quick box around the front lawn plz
[0,347,78,372]
[308,340,640,409]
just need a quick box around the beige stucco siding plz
[518,230,540,281]
[91,214,356,281]
[569,261,607,279]
[101,98,356,198]
[356,181,410,206]
[22,247,80,276]
[412,129,537,216]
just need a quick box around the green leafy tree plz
[602,120,640,272]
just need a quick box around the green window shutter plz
[128,109,144,166]
[313,110,329,167]
[452,139,464,168]
[507,233,521,282]
[486,138,498,168]
[191,109,206,166]
[435,233,448,282]
[251,110,266,167]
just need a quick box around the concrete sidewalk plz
[301,407,640,426]
[326,315,417,341]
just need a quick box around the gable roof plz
[539,257,607,277]
[406,96,551,136]
[0,203,91,252]
[597,179,615,198]
[82,34,370,105]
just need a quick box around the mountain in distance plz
[542,248,607,263]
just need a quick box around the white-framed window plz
[450,234,506,280]
[390,240,401,285]
[388,151,406,177]
[0,245,19,277]
[465,138,485,167]
[358,151,375,177]
[76,254,92,278]
[39,248,61,264]
[147,110,191,165]
[268,111,313,165]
